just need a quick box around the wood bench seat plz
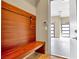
[2,41,44,59]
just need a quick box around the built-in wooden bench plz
[2,41,44,59]
[2,1,45,59]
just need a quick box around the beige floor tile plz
[26,52,67,59]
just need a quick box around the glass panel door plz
[50,0,70,58]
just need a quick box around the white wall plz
[25,0,36,6]
[3,0,36,15]
[36,0,48,54]
[25,0,39,7]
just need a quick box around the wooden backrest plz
[1,1,36,51]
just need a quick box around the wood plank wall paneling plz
[1,1,36,51]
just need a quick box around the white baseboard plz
[51,54,70,59]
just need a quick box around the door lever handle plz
[72,37,77,40]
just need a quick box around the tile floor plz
[26,52,67,59]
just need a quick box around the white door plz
[49,0,77,59]
[70,0,77,59]
[50,0,70,58]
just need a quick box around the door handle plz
[72,37,77,40]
